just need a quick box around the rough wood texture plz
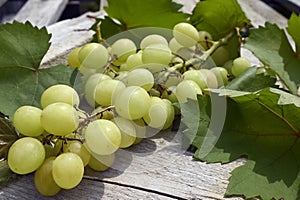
[13,0,68,28]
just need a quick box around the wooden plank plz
[13,0,68,28]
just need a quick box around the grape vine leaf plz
[190,0,250,59]
[182,88,300,199]
[244,22,300,95]
[98,0,188,39]
[0,21,76,119]
[0,113,18,186]
[287,13,300,54]
[226,66,277,92]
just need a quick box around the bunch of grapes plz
[8,22,251,196]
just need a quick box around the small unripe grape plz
[210,67,228,86]
[68,47,81,68]
[140,34,168,49]
[231,57,251,77]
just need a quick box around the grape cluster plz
[8,22,251,196]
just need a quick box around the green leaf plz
[190,0,250,60]
[226,66,277,92]
[190,0,250,40]
[185,88,300,199]
[0,113,18,186]
[99,0,188,38]
[0,21,51,69]
[287,13,300,54]
[0,21,76,119]
[244,22,300,94]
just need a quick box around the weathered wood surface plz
[0,1,290,199]
[13,0,68,28]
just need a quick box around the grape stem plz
[170,29,237,72]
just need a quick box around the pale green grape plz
[13,106,44,137]
[41,102,79,136]
[231,57,251,77]
[124,68,154,91]
[92,106,114,120]
[169,37,184,53]
[114,86,151,120]
[44,139,62,158]
[41,84,80,108]
[84,73,112,105]
[198,31,212,50]
[183,70,207,89]
[84,119,121,155]
[175,80,202,103]
[123,53,143,71]
[199,69,218,89]
[78,65,97,76]
[211,46,230,66]
[138,63,168,73]
[132,119,146,144]
[94,79,126,106]
[34,157,61,196]
[88,152,115,172]
[113,117,136,148]
[142,44,172,66]
[210,67,228,86]
[140,34,168,49]
[162,99,175,130]
[110,38,136,64]
[63,141,91,166]
[8,137,45,174]
[78,43,109,69]
[114,71,129,82]
[52,152,84,189]
[68,47,81,68]
[162,86,178,103]
[143,96,168,129]
[173,22,199,47]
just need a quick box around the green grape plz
[138,63,168,73]
[114,86,151,120]
[140,34,168,49]
[113,117,136,148]
[13,106,44,137]
[8,137,45,174]
[41,102,79,136]
[175,80,202,103]
[52,152,84,189]
[231,57,251,77]
[41,84,80,108]
[211,46,230,66]
[124,68,154,91]
[44,139,62,158]
[123,53,143,71]
[162,99,175,130]
[68,47,81,68]
[79,65,97,76]
[132,119,146,144]
[142,44,172,66]
[63,141,91,166]
[78,43,109,69]
[88,152,115,172]
[173,22,199,47]
[183,70,207,89]
[34,157,61,196]
[143,96,168,129]
[94,79,126,106]
[92,106,114,120]
[210,67,228,86]
[169,37,184,53]
[84,73,112,105]
[110,38,136,64]
[84,119,121,155]
[198,31,212,50]
[162,86,178,103]
[199,69,218,89]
